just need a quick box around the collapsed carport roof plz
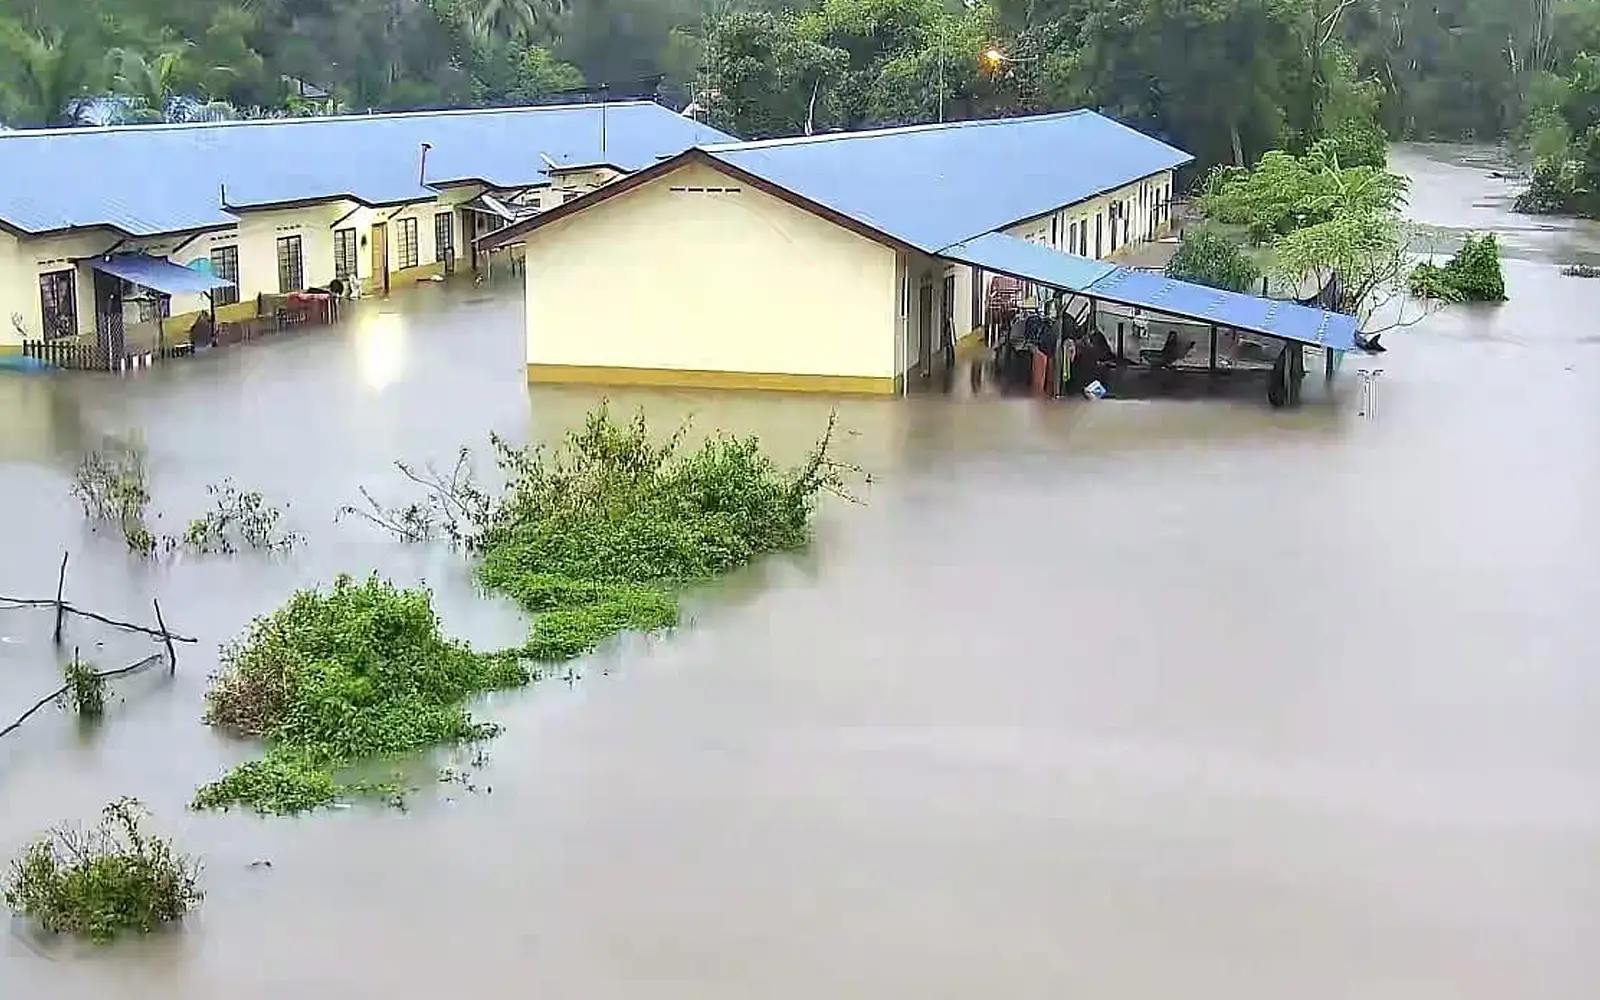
[938,232,1361,353]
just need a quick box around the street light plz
[982,47,1037,67]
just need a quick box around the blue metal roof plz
[941,232,1117,289]
[1083,268,1360,352]
[0,102,731,236]
[704,111,1192,252]
[90,253,235,294]
[937,233,1360,351]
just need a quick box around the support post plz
[153,598,176,675]
[1324,348,1336,381]
[52,551,68,645]
[1208,323,1218,372]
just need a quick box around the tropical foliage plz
[1164,228,1261,293]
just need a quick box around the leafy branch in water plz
[71,435,156,555]
[3,798,202,943]
[200,406,867,815]
[172,480,302,555]
[71,439,298,558]
[61,651,106,718]
[336,447,490,547]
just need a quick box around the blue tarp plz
[937,233,1361,353]
[90,253,235,295]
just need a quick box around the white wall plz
[522,160,899,384]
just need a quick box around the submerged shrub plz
[1165,228,1262,293]
[174,480,301,555]
[205,407,863,815]
[3,798,202,943]
[62,653,106,718]
[71,435,155,555]
[195,574,521,813]
[1410,233,1508,302]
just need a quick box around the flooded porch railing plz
[21,292,341,374]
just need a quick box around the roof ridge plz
[701,109,1093,152]
[0,100,663,141]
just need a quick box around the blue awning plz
[88,253,235,296]
[937,233,1361,353]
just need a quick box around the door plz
[942,274,957,360]
[435,211,456,276]
[91,269,123,365]
[1095,214,1103,258]
[39,269,78,341]
[370,221,390,294]
[970,267,984,330]
[918,280,935,377]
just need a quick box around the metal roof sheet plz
[937,233,1360,351]
[940,231,1117,289]
[0,102,730,236]
[89,252,235,294]
[1083,268,1360,352]
[703,111,1193,252]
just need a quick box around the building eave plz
[475,148,920,255]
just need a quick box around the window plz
[1051,216,1060,248]
[334,228,358,282]
[276,235,304,292]
[396,217,419,270]
[38,269,76,340]
[433,212,454,264]
[210,245,240,306]
[1095,213,1103,258]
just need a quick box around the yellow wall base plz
[0,343,20,355]
[526,363,896,395]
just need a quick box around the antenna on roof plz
[539,152,560,171]
[418,142,433,186]
[219,183,227,207]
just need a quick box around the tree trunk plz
[1230,120,1245,168]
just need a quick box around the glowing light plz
[983,48,1005,65]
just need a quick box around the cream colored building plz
[481,111,1190,394]
[0,102,729,356]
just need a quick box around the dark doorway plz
[91,268,125,364]
[942,273,957,362]
[970,267,984,330]
[39,269,77,341]
[918,280,935,377]
[436,211,456,276]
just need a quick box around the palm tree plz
[108,46,190,123]
[466,0,570,43]
[0,28,104,128]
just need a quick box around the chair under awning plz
[88,253,235,296]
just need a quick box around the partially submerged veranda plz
[939,233,1365,406]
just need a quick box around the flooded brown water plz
[1,145,1597,998]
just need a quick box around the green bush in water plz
[4,798,202,943]
[1410,232,1508,303]
[1165,228,1262,293]
[196,406,858,815]
[194,574,524,814]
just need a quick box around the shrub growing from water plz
[62,653,106,718]
[3,798,202,943]
[202,407,860,814]
[174,480,302,555]
[71,436,156,555]
[195,574,524,813]
[1164,228,1262,293]
[1409,233,1508,303]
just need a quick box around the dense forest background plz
[2,0,1598,191]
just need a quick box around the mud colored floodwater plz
[0,146,1596,999]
